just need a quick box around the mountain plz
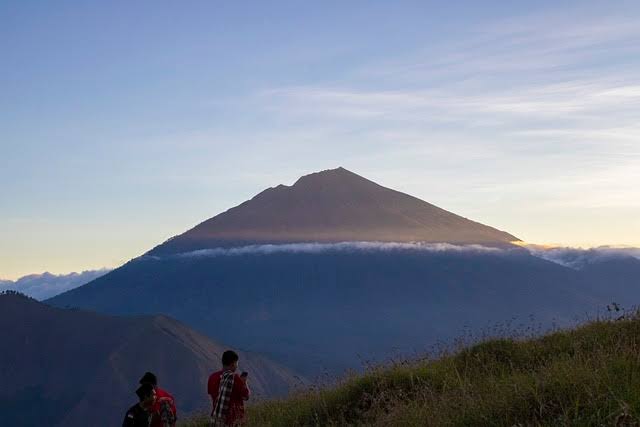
[47,168,637,376]
[0,293,299,427]
[149,167,519,255]
[580,256,640,305]
[49,249,601,373]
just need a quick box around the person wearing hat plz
[123,383,156,427]
[139,372,177,427]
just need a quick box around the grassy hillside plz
[185,312,640,426]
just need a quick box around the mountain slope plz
[49,249,604,375]
[186,314,640,426]
[150,167,518,255]
[0,293,298,427]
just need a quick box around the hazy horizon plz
[2,238,639,282]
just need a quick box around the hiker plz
[139,371,177,427]
[123,383,156,427]
[208,350,250,426]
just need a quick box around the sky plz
[1,0,639,279]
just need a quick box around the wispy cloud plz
[249,10,640,226]
[0,269,111,301]
[363,13,640,83]
[520,244,640,269]
[144,242,503,261]
[259,11,640,126]
[142,242,640,272]
[261,79,640,125]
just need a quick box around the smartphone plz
[241,371,248,378]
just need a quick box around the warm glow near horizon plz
[1,2,639,280]
[2,231,639,281]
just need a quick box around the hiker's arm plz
[233,374,250,400]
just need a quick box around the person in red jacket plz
[139,372,177,427]
[208,350,250,426]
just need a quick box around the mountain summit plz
[151,167,518,255]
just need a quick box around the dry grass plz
[183,312,640,426]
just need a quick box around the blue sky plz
[2,1,639,279]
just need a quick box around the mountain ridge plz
[0,293,299,427]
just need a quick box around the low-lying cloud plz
[142,242,506,261]
[5,243,635,299]
[0,269,112,301]
[144,241,640,271]
[177,242,505,257]
[521,245,640,269]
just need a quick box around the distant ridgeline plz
[48,168,640,377]
[0,292,298,427]
[0,289,35,299]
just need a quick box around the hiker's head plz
[222,350,239,371]
[139,371,158,388]
[135,383,156,408]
